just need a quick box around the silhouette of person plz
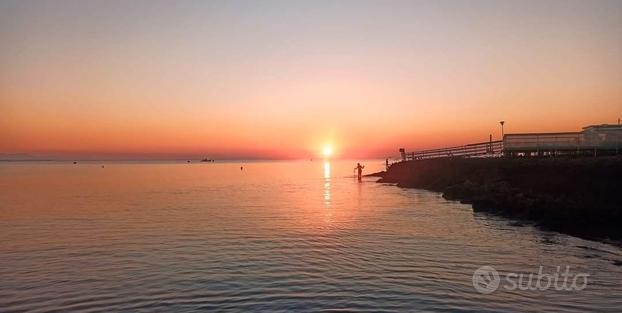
[354,163,365,181]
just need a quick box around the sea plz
[1,160,621,312]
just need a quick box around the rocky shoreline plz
[373,156,622,242]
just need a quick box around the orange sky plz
[1,1,621,160]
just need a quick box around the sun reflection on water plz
[323,161,331,207]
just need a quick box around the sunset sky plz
[1,0,621,160]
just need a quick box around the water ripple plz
[1,161,621,312]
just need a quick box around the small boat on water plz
[200,158,215,162]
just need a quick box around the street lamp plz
[499,121,505,139]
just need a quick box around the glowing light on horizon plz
[322,145,333,158]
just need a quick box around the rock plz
[377,156,622,241]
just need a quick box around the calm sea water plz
[1,160,621,312]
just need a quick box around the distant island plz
[0,154,55,161]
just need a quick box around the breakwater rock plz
[376,157,622,241]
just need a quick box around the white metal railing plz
[405,140,503,160]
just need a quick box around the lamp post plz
[499,121,505,139]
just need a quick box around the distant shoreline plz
[0,158,386,162]
[373,156,622,243]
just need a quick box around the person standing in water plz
[354,163,365,181]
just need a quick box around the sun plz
[322,145,333,158]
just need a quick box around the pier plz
[400,123,622,161]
